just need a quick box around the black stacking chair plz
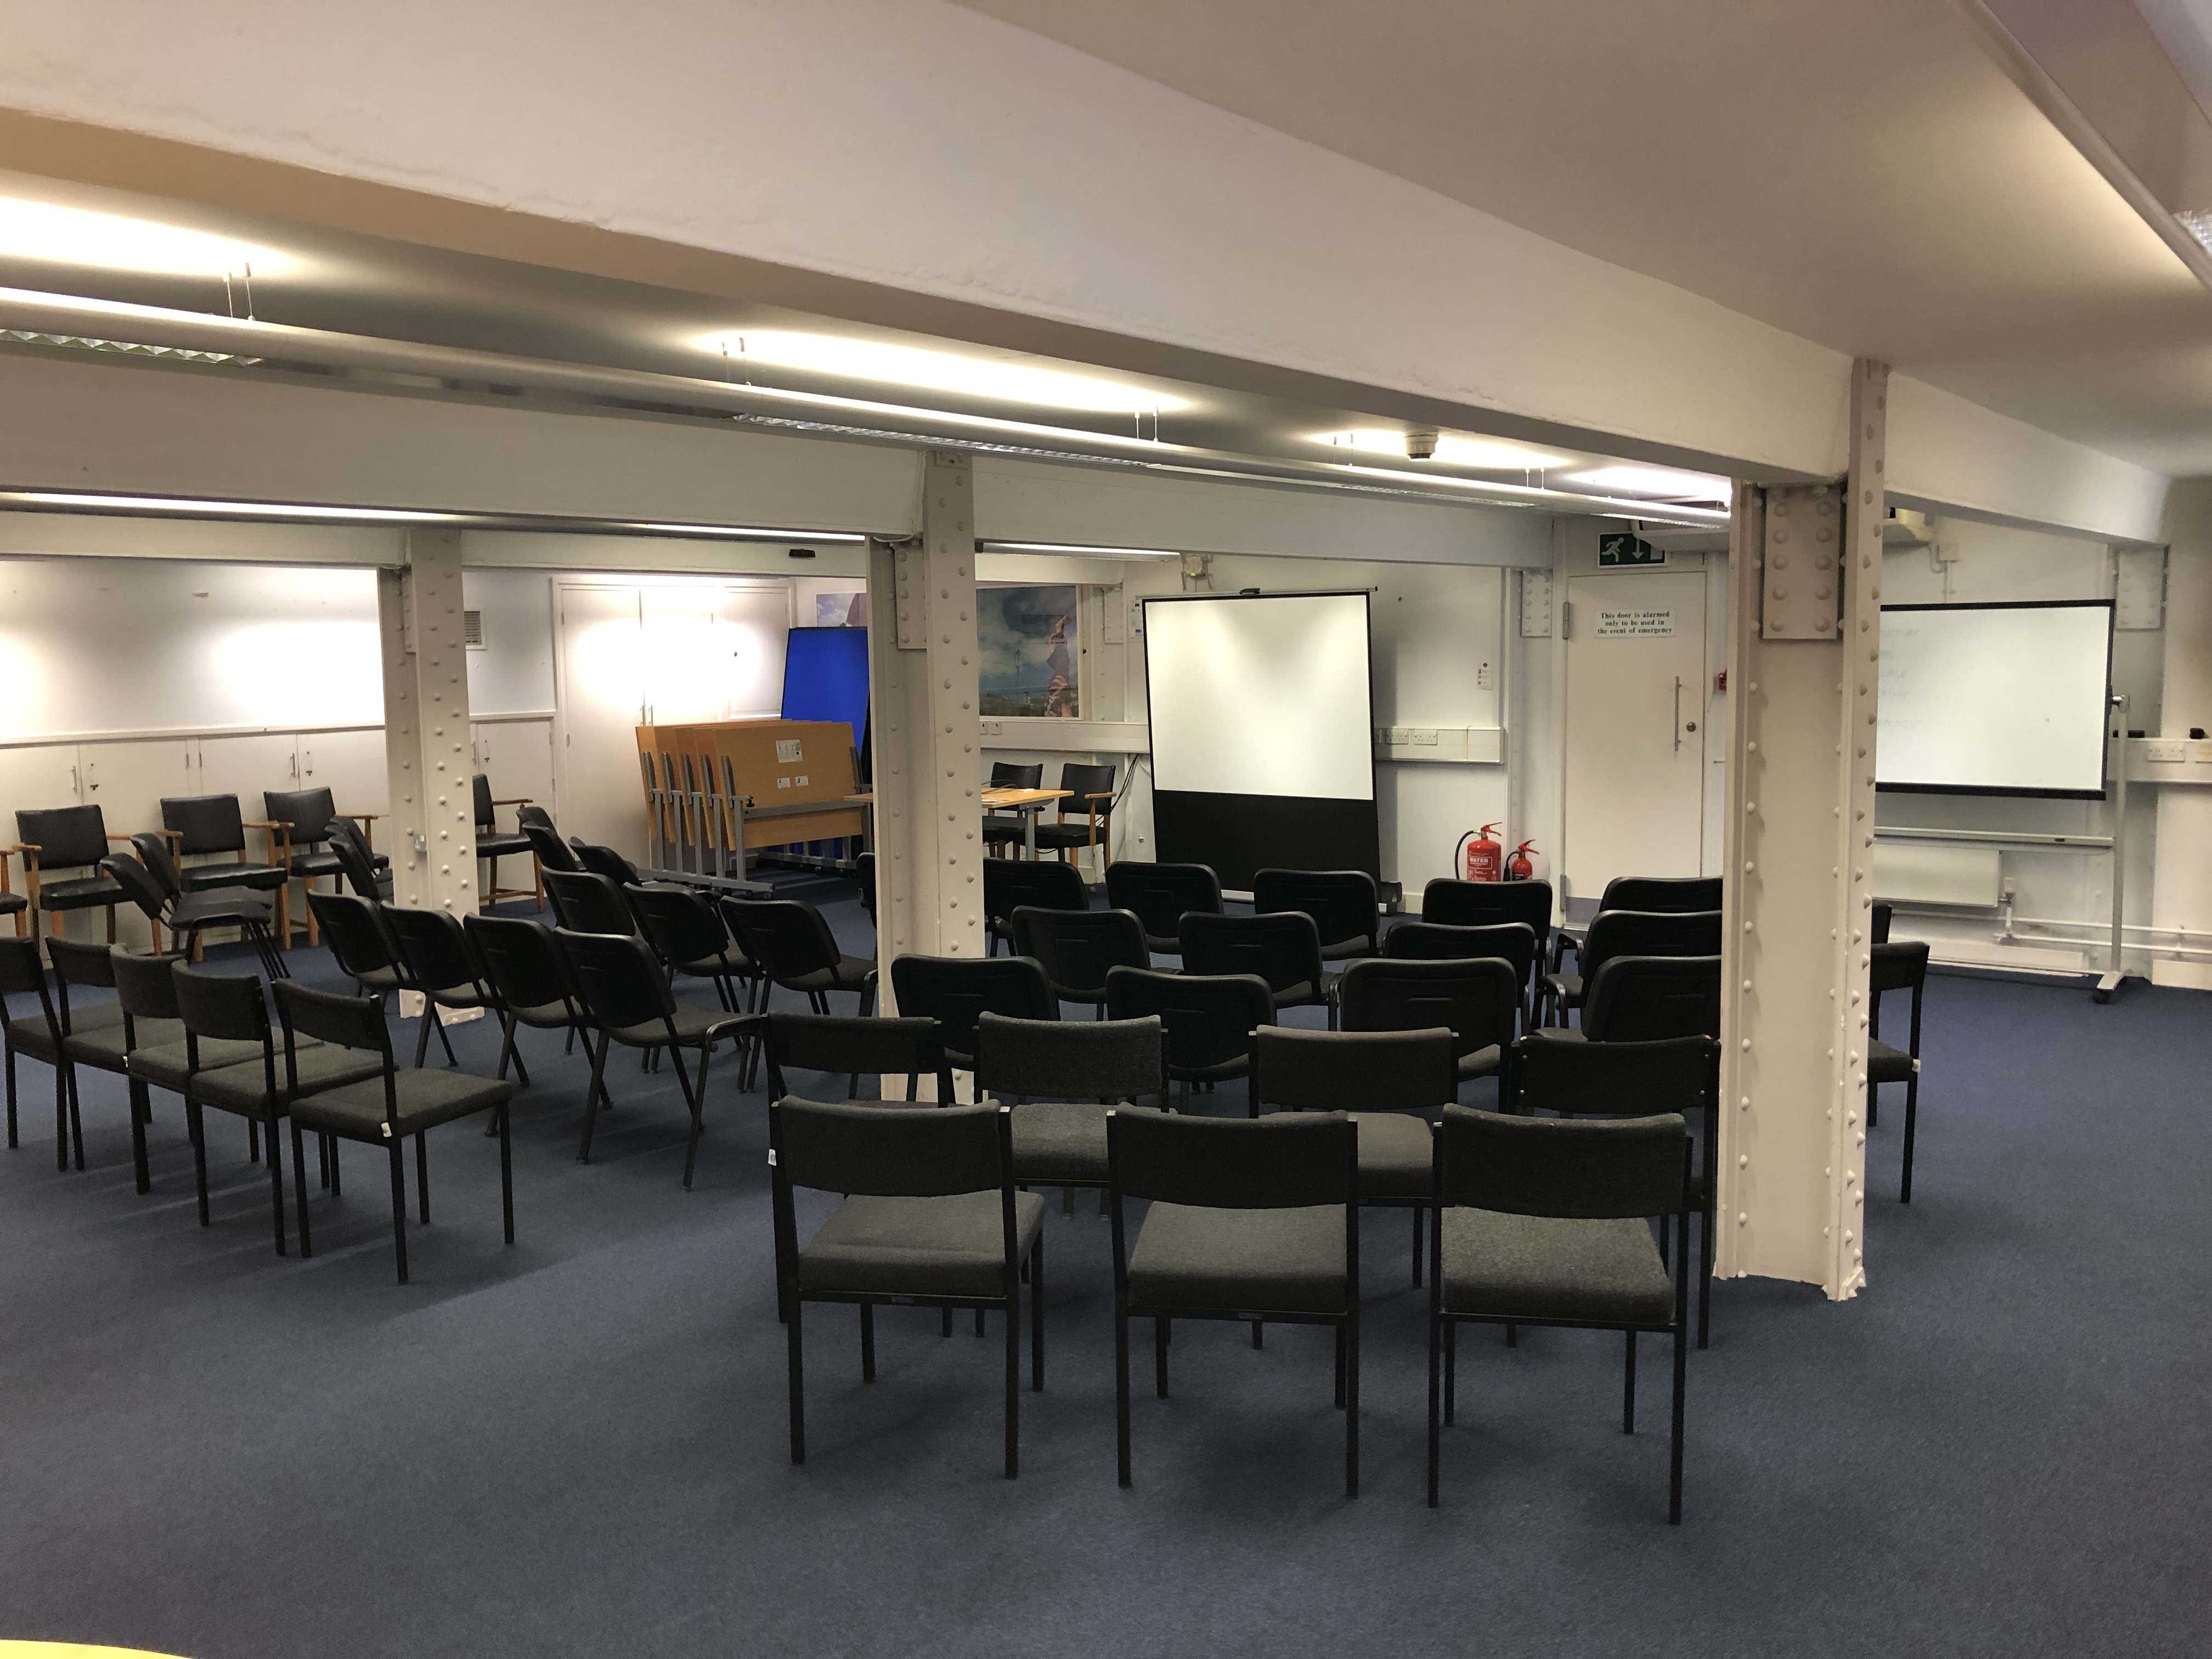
[1103,966,1274,1112]
[1252,868,1383,961]
[772,1098,1045,1475]
[1598,876,1722,915]
[1105,861,1223,956]
[516,804,557,834]
[110,840,287,978]
[0,933,75,1169]
[631,884,760,1015]
[1422,877,1554,960]
[1578,955,1722,1042]
[1108,1110,1361,1494]
[171,964,387,1255]
[1255,1024,1456,1288]
[49,937,161,1189]
[982,760,1045,856]
[1011,905,1149,1015]
[888,953,1056,1099]
[161,793,291,934]
[543,868,638,937]
[14,804,127,943]
[1541,909,1721,1028]
[1338,955,1521,1088]
[275,979,515,1284]
[1031,761,1117,871]
[721,898,876,1014]
[1872,901,1894,945]
[574,842,644,887]
[307,890,463,1071]
[973,1011,1166,1200]
[383,906,509,1071]
[1869,940,1931,1202]
[1178,910,1335,1022]
[1427,1107,1695,1522]
[464,913,594,1088]
[523,822,584,876]
[262,788,385,945]
[114,947,269,1186]
[765,1011,950,1104]
[1385,921,1539,1028]
[325,815,394,902]
[984,857,1088,956]
[559,929,760,1187]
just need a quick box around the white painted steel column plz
[376,526,477,915]
[866,450,985,997]
[1717,359,1887,1300]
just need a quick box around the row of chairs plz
[980,759,1117,867]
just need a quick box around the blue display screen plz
[781,627,870,746]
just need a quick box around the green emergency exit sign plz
[1599,533,1666,567]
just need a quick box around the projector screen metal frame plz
[1876,598,2115,802]
[1141,589,1380,890]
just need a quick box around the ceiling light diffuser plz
[630,522,866,543]
[980,540,1183,559]
[1556,464,1730,501]
[698,330,1184,413]
[1313,430,1571,470]
[10,492,447,521]
[0,199,291,278]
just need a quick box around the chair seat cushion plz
[37,874,124,910]
[179,864,287,894]
[65,1016,183,1070]
[1127,1201,1350,1316]
[786,956,877,995]
[980,819,1027,842]
[1009,1099,1163,1184]
[292,1067,515,1139]
[1458,1043,1504,1080]
[4,1015,59,1062]
[510,999,582,1030]
[1031,822,1105,848]
[607,1003,760,1049]
[477,832,534,859]
[1441,1208,1673,1325]
[1346,1111,1433,1199]
[127,1035,285,1092]
[677,950,754,980]
[171,888,275,929]
[1319,936,1377,962]
[1868,1039,1917,1084]
[799,1189,1046,1299]
[425,984,496,1013]
[0,890,25,915]
[1269,973,1339,1011]
[1543,972,1585,1005]
[190,1042,387,1118]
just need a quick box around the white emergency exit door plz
[1562,571,1709,904]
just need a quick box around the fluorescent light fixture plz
[9,491,451,522]
[979,540,1183,560]
[1313,428,1571,470]
[0,199,292,278]
[698,330,1185,414]
[1339,464,1731,523]
[629,522,867,543]
[1555,464,1730,501]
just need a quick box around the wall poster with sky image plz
[979,585,1079,718]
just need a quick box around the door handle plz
[1673,678,1683,752]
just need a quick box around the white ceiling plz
[957,0,2212,476]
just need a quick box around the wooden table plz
[849,787,1071,858]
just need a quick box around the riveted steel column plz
[377,526,477,916]
[1718,359,1886,1299]
[866,451,985,997]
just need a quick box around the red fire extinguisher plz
[1505,840,1537,882]
[1458,823,1503,883]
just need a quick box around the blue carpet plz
[1,904,2206,1658]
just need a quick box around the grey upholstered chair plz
[1337,955,1522,1085]
[1251,867,1383,960]
[1541,909,1721,1026]
[1177,910,1336,1021]
[1009,905,1148,1014]
[764,1011,949,1105]
[0,933,75,1169]
[1103,966,1273,1112]
[971,1009,1166,1198]
[48,936,163,1188]
[1103,860,1222,955]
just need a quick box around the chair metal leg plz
[4,1040,16,1148]
[433,1007,458,1066]
[1115,1299,1133,1487]
[413,1005,435,1069]
[577,1032,610,1162]
[266,1116,287,1256]
[1410,1204,1423,1289]
[1623,1331,1637,1434]
[1334,1325,1345,1408]
[290,1120,314,1258]
[498,1103,514,1243]
[1004,1284,1020,1480]
[1698,1209,1715,1349]
[679,1042,711,1191]
[1669,1327,1688,1525]
[1344,1307,1359,1499]
[387,1141,410,1284]
[1030,1233,1045,1392]
[1443,1319,1457,1425]
[185,1101,212,1224]
[1426,1310,1443,1507]
[128,1079,151,1194]
[1155,1316,1170,1398]
[1900,1074,1920,1204]
[787,1297,807,1465]
[53,1063,71,1172]
[975,1307,986,1338]
[1251,1319,1264,1349]
[329,1135,342,1195]
[941,1307,953,1338]
[415,1132,430,1223]
[248,1115,260,1165]
[859,1302,876,1382]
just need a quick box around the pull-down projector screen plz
[1877,600,2113,799]
[1143,591,1378,889]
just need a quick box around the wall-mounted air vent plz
[463,608,485,648]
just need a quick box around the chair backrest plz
[721,898,841,982]
[306,890,402,979]
[989,760,1045,789]
[1596,876,1722,916]
[99,854,169,923]
[273,978,393,1057]
[574,842,644,887]
[171,963,270,1044]
[1057,761,1118,816]
[543,869,639,938]
[772,1097,1008,1198]
[263,787,338,845]
[46,935,116,992]
[558,929,679,1030]
[324,817,387,900]
[161,794,249,858]
[983,857,1088,928]
[1509,1034,1717,1120]
[1009,905,1148,1001]
[128,832,184,901]
[1109,1109,1354,1209]
[1421,877,1554,938]
[888,953,1054,1062]
[1581,909,1723,981]
[0,934,57,1027]
[1437,1105,1687,1220]
[1384,921,1536,988]
[18,804,109,872]
[1871,901,1894,945]
[630,884,738,970]
[1177,910,1324,995]
[1337,956,1522,1059]
[855,851,877,923]
[1103,966,1274,1076]
[766,1012,945,1099]
[516,803,557,834]
[383,906,490,998]
[523,822,584,874]
[1871,939,1928,996]
[472,773,498,832]
[464,913,584,1015]
[973,1010,1164,1101]
[1581,954,1722,1042]
[1254,1025,1455,1113]
[112,947,185,1023]
[1250,868,1381,953]
[1104,861,1223,946]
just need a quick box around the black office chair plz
[1252,868,1383,961]
[0,933,75,1169]
[721,898,877,1014]
[275,978,515,1284]
[1011,905,1148,1015]
[765,1011,950,1105]
[114,947,285,1188]
[1254,1025,1455,1288]
[543,869,639,938]
[1108,1110,1361,1495]
[111,839,288,979]
[630,884,760,1014]
[1578,955,1722,1043]
[1426,1107,1695,1522]
[1104,861,1223,955]
[983,858,1088,956]
[14,804,126,943]
[474,774,541,911]
[1596,876,1723,915]
[1386,921,1538,1028]
[1337,955,1521,1086]
[1541,909,1721,1027]
[383,906,507,1071]
[522,822,584,876]
[771,1098,1045,1476]
[1869,940,1930,1202]
[1422,877,1554,960]
[1177,910,1335,1021]
[1103,966,1274,1113]
[982,760,1045,856]
[887,952,1056,1097]
[464,913,595,1091]
[262,787,385,945]
[48,936,161,1188]
[1031,761,1117,871]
